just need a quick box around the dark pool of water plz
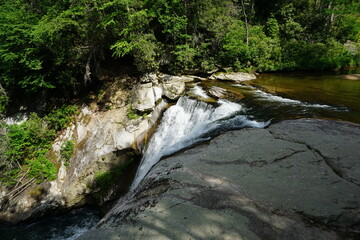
[0,208,100,240]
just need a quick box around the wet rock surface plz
[80,119,360,240]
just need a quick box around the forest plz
[0,0,359,185]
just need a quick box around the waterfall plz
[131,95,268,190]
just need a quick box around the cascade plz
[131,95,268,190]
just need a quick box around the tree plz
[0,83,10,171]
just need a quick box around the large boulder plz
[80,119,360,240]
[158,74,189,100]
[131,83,162,112]
[210,72,256,82]
[139,73,159,84]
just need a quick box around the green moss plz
[97,89,106,101]
[127,105,140,120]
[93,157,134,192]
[29,186,45,200]
[83,114,92,126]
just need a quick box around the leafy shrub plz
[6,113,54,165]
[281,39,358,70]
[0,85,8,114]
[220,23,282,72]
[1,104,78,186]
[27,154,57,182]
[45,105,78,131]
[171,42,196,70]
[0,169,20,187]
[60,140,74,166]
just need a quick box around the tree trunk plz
[84,54,92,85]
[328,1,335,26]
[241,0,249,45]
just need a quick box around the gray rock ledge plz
[79,119,360,240]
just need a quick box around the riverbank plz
[80,118,360,240]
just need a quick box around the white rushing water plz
[233,83,346,110]
[131,95,268,190]
[189,85,211,99]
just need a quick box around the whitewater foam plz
[131,96,267,190]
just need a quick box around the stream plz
[2,70,360,240]
[0,208,100,240]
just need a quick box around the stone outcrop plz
[80,119,360,240]
[210,72,256,82]
[158,74,188,100]
[131,83,162,112]
[0,75,169,224]
[131,73,193,112]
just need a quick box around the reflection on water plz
[0,208,100,240]
[254,71,360,111]
[203,70,360,124]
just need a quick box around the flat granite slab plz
[79,119,360,240]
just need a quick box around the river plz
[2,69,359,240]
[0,208,100,240]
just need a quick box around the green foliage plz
[112,33,160,72]
[171,44,197,72]
[0,169,20,187]
[44,105,78,131]
[1,0,359,98]
[6,113,55,165]
[265,15,280,39]
[0,104,78,186]
[61,140,75,167]
[0,84,8,114]
[282,38,359,70]
[27,154,56,182]
[220,23,282,72]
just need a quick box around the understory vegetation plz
[0,105,78,186]
[0,0,359,187]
